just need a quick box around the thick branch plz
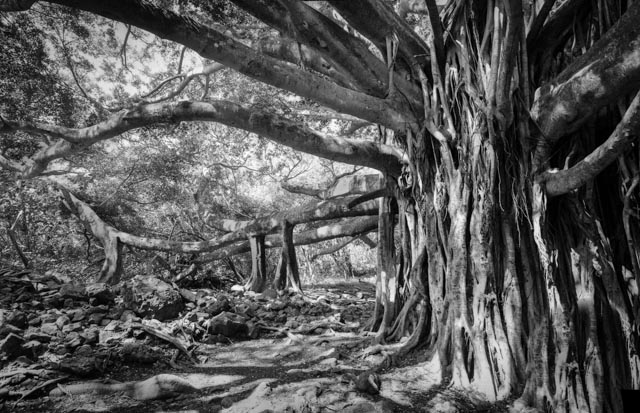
[328,0,431,73]
[540,91,640,196]
[41,0,414,130]
[530,0,640,144]
[281,174,383,200]
[310,236,358,260]
[208,194,379,234]
[1,100,404,178]
[256,35,360,90]
[202,216,378,262]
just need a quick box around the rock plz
[88,313,105,325]
[41,311,60,324]
[24,330,52,343]
[43,293,62,308]
[64,332,84,349]
[263,288,278,299]
[87,305,108,315]
[67,308,86,322]
[179,288,197,303]
[234,303,256,318]
[354,372,381,395]
[122,276,184,321]
[120,310,138,323]
[0,322,23,338]
[75,344,93,356]
[85,283,114,305]
[99,329,128,345]
[206,312,248,339]
[57,355,99,377]
[267,301,287,311]
[230,284,244,293]
[120,342,162,364]
[6,310,28,329]
[0,333,25,359]
[28,315,42,327]
[103,320,121,331]
[23,340,44,357]
[63,298,75,308]
[204,296,231,316]
[80,327,100,345]
[59,283,87,301]
[62,322,83,334]
[355,292,365,299]
[55,315,71,329]
[40,322,59,336]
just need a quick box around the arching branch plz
[38,0,415,130]
[201,216,378,262]
[207,194,379,234]
[540,90,640,196]
[328,0,431,73]
[1,100,405,178]
[530,1,640,152]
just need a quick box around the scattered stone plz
[40,322,59,336]
[80,327,100,345]
[24,330,52,343]
[120,310,139,323]
[204,296,231,316]
[179,288,197,303]
[120,342,163,364]
[122,276,184,321]
[206,312,248,339]
[59,283,87,301]
[66,308,86,322]
[6,310,28,329]
[22,340,44,357]
[75,344,93,356]
[57,355,100,377]
[88,312,106,325]
[87,305,108,315]
[0,333,24,359]
[86,283,114,305]
[28,315,42,326]
[55,314,71,329]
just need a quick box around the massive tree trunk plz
[3,1,640,412]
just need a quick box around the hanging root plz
[361,296,429,368]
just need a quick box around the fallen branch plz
[136,324,196,364]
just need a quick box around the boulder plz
[0,333,25,359]
[40,322,59,336]
[86,283,114,305]
[206,312,248,339]
[122,276,184,321]
[59,283,87,301]
[204,296,231,316]
[6,310,28,329]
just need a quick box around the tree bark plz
[245,235,267,292]
[274,221,301,293]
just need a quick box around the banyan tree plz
[1,0,640,411]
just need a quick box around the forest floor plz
[1,269,511,413]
